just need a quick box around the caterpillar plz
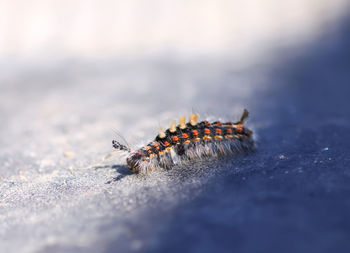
[112,109,255,173]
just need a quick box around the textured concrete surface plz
[1,19,350,253]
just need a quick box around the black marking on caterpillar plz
[112,109,255,173]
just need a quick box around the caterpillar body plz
[112,109,255,173]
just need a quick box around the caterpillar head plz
[112,140,130,152]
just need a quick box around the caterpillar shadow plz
[99,164,133,184]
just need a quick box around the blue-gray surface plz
[1,21,350,253]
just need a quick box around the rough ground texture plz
[1,20,350,253]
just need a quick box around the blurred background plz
[0,0,348,61]
[1,1,350,253]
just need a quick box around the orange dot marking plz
[204,128,211,134]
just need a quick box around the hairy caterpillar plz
[112,109,255,173]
